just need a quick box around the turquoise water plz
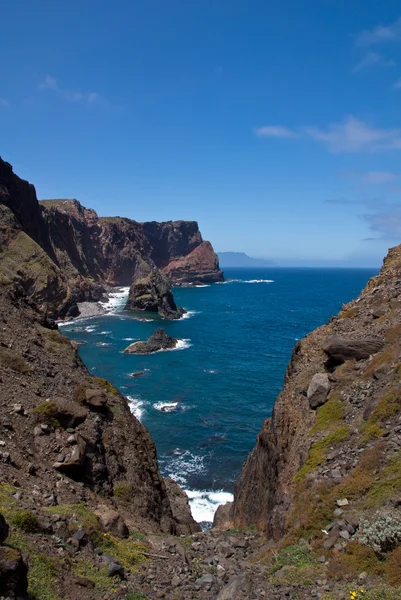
[60,267,377,522]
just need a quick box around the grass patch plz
[362,385,401,441]
[295,425,350,482]
[386,323,401,344]
[45,504,101,536]
[336,467,374,500]
[339,307,358,319]
[0,347,30,374]
[327,541,383,581]
[365,453,401,507]
[98,532,148,571]
[310,391,345,434]
[10,509,39,533]
[114,483,132,502]
[268,540,315,574]
[95,377,120,396]
[72,557,118,594]
[363,349,396,379]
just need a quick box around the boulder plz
[323,336,384,366]
[96,508,129,538]
[124,329,178,355]
[52,397,88,428]
[53,434,87,473]
[213,502,233,530]
[125,269,184,319]
[307,373,331,409]
[0,546,29,598]
[164,477,201,535]
[216,575,252,600]
[84,389,108,410]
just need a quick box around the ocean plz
[60,267,377,525]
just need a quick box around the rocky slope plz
[229,244,401,594]
[0,158,223,319]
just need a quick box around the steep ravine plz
[1,157,401,598]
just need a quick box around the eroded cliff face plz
[233,244,401,549]
[0,158,223,318]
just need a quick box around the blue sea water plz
[60,267,377,522]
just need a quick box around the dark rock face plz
[0,513,9,544]
[0,513,28,598]
[124,328,178,354]
[125,270,184,319]
[0,158,223,318]
[323,335,384,366]
[163,241,224,285]
[164,477,201,535]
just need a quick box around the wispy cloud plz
[353,52,396,72]
[360,171,398,184]
[304,116,401,153]
[254,125,297,138]
[38,76,102,104]
[356,17,401,46]
[363,204,401,238]
[393,77,401,89]
[0,98,10,108]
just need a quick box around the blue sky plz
[2,0,401,266]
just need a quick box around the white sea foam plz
[193,284,211,288]
[126,395,146,421]
[243,279,274,284]
[99,331,112,335]
[156,339,192,352]
[153,401,179,412]
[185,490,234,523]
[100,287,130,314]
[181,310,201,320]
[163,450,206,487]
[85,326,97,333]
[122,337,135,341]
[96,342,111,347]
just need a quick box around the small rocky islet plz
[124,329,179,355]
[1,157,401,598]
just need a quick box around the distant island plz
[217,252,276,267]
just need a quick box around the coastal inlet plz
[60,267,376,525]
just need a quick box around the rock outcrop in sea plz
[124,328,178,354]
[125,270,184,319]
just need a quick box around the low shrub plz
[295,425,350,481]
[0,348,30,373]
[11,509,39,533]
[114,483,132,502]
[357,510,401,553]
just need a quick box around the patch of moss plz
[339,307,358,319]
[310,392,345,434]
[327,541,383,581]
[365,453,401,506]
[386,323,401,344]
[9,531,60,600]
[363,349,397,379]
[362,386,401,441]
[72,383,87,405]
[295,425,350,482]
[0,348,31,374]
[98,532,147,571]
[287,481,338,539]
[336,467,374,500]
[362,588,401,600]
[45,504,101,536]
[95,377,120,396]
[268,540,315,574]
[33,400,57,420]
[386,547,401,586]
[72,557,117,593]
[114,483,132,502]
[11,509,39,533]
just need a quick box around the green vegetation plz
[10,509,39,533]
[310,391,345,434]
[95,377,120,396]
[362,386,401,441]
[71,558,118,594]
[328,541,383,580]
[295,425,350,482]
[98,532,147,571]
[338,307,358,319]
[33,400,57,422]
[0,347,31,373]
[365,454,401,506]
[45,504,101,536]
[114,483,132,502]
[266,541,324,585]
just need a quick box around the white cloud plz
[254,125,297,138]
[363,204,401,238]
[360,171,398,183]
[38,76,102,105]
[0,99,9,108]
[353,52,395,72]
[356,17,401,46]
[255,116,401,153]
[303,115,401,153]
